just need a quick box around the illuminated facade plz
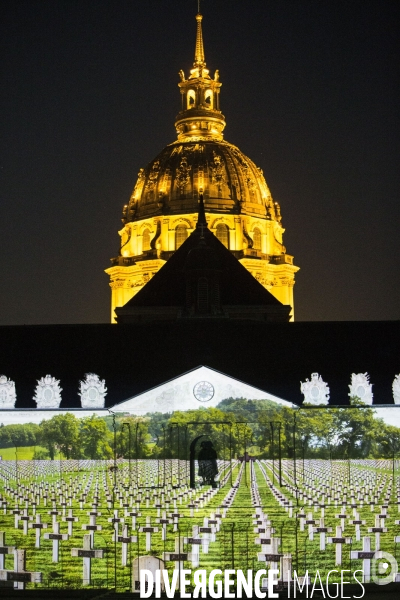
[106,13,299,322]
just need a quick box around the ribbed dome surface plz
[122,139,280,223]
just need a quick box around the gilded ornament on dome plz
[146,161,160,191]
[175,156,192,191]
[171,146,183,156]
[210,151,226,190]
[231,149,247,168]
[183,144,204,153]
[274,201,282,223]
[241,163,255,190]
[132,168,145,199]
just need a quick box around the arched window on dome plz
[187,90,196,109]
[197,277,208,313]
[216,224,229,249]
[253,227,261,250]
[142,228,151,251]
[204,89,213,108]
[175,224,188,249]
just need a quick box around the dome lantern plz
[175,13,226,142]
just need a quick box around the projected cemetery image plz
[1,400,400,592]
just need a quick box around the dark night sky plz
[0,0,399,325]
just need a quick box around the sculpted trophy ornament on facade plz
[348,372,373,405]
[79,373,107,409]
[33,374,62,409]
[0,375,17,409]
[393,374,400,404]
[300,373,330,405]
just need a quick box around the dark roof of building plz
[116,198,289,321]
[121,229,283,309]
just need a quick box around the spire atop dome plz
[196,193,208,235]
[175,11,226,141]
[194,13,205,67]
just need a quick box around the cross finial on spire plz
[194,11,205,67]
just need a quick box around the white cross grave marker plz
[71,533,104,586]
[117,524,137,567]
[29,514,48,548]
[0,549,41,590]
[327,526,352,566]
[350,536,382,583]
[0,532,15,570]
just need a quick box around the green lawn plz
[0,445,47,460]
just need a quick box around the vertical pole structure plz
[122,423,132,485]
[112,413,117,591]
[162,425,166,488]
[229,426,233,487]
[244,426,248,487]
[177,425,181,488]
[278,423,282,487]
[270,423,275,485]
[293,413,297,488]
[135,423,139,489]
[15,446,18,485]
[393,447,395,499]
[169,427,173,486]
[348,447,351,486]
[231,523,235,570]
[184,427,189,487]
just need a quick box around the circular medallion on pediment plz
[193,381,214,402]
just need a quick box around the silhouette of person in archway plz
[198,440,218,488]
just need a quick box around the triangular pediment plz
[110,365,294,415]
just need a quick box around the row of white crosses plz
[161,462,241,582]
[3,455,400,589]
[1,456,236,591]
[252,460,310,592]
[0,460,247,593]
[254,461,284,573]
[5,503,213,587]
[261,457,400,588]
[0,462,233,591]
[130,460,238,592]
[178,460,240,572]
[263,456,400,581]
[124,461,236,581]
[282,458,397,524]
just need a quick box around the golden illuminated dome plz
[123,139,280,224]
[107,12,299,322]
